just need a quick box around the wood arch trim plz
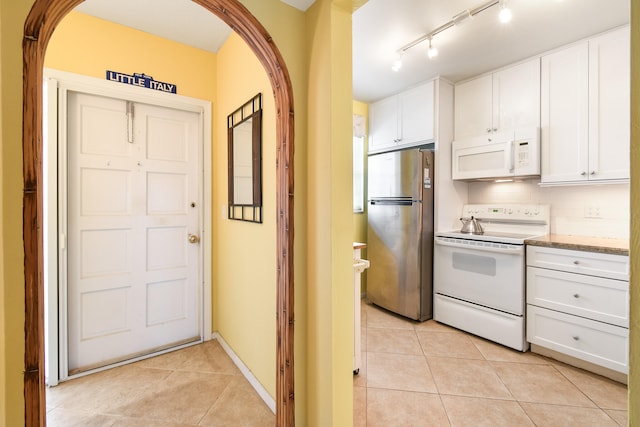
[22,1,295,425]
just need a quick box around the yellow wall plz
[213,31,277,396]
[1,1,34,424]
[629,2,639,424]
[235,1,312,421]
[45,12,216,101]
[305,0,354,424]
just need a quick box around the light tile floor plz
[46,303,629,426]
[354,301,629,427]
[46,339,275,426]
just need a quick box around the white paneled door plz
[66,91,202,374]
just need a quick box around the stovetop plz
[436,203,550,245]
[435,230,546,245]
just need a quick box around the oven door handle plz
[435,238,524,255]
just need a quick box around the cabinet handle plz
[573,260,579,265]
[486,128,492,133]
[493,128,498,132]
[573,293,580,299]
[590,171,596,175]
[572,336,580,341]
[581,172,587,176]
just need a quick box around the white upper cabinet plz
[541,26,629,184]
[540,43,589,183]
[369,80,435,153]
[455,58,540,141]
[453,74,492,140]
[588,26,630,181]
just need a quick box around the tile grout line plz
[359,301,629,425]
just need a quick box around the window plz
[353,135,365,212]
[353,114,366,213]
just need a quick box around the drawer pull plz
[573,293,580,299]
[573,260,580,265]
[572,336,580,341]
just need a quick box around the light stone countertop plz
[525,234,629,256]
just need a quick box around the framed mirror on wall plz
[228,93,262,222]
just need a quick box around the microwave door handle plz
[508,140,515,173]
[435,238,524,256]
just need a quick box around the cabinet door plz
[493,58,540,134]
[541,42,589,183]
[369,95,398,153]
[398,81,435,147]
[454,74,492,140]
[588,26,630,181]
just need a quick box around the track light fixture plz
[391,55,403,72]
[392,0,512,70]
[427,38,438,59]
[499,0,512,23]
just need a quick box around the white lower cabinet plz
[527,305,628,373]
[526,245,629,374]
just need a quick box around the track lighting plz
[499,0,512,23]
[427,38,438,59]
[392,0,513,71]
[392,56,403,72]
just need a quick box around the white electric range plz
[433,204,550,351]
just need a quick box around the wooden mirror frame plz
[23,1,295,425]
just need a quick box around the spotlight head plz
[499,6,512,23]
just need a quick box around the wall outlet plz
[584,204,602,218]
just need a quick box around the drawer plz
[527,267,628,327]
[526,246,628,281]
[527,305,628,374]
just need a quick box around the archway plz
[22,1,295,425]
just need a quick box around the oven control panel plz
[462,204,549,223]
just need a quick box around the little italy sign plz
[106,70,177,94]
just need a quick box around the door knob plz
[188,234,200,244]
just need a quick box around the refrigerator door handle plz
[370,199,419,206]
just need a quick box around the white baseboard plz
[211,332,276,414]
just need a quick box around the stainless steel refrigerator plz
[367,147,434,321]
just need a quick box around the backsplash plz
[468,181,630,239]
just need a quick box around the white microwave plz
[452,128,540,181]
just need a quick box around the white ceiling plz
[73,0,629,103]
[74,0,316,53]
[353,0,629,102]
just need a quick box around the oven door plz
[433,236,525,315]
